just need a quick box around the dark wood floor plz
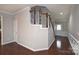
[48,36,75,55]
[0,31,1,46]
[0,36,75,55]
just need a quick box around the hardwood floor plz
[48,36,75,55]
[0,31,1,46]
[0,31,1,47]
[0,36,75,55]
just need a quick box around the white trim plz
[2,40,15,45]
[1,16,3,45]
[48,39,55,49]
[16,42,48,52]
[34,48,48,51]
[14,7,30,15]
[0,11,13,15]
[16,42,35,51]
[14,18,18,42]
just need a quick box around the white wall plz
[68,5,79,40]
[14,7,48,51]
[0,12,14,45]
[68,5,79,54]
[48,20,55,48]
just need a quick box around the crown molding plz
[0,10,14,15]
[13,6,31,15]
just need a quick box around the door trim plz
[1,16,3,45]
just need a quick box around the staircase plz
[68,33,79,55]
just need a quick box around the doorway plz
[0,16,3,46]
[54,21,68,37]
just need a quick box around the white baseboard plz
[33,48,48,51]
[2,40,15,45]
[2,40,49,51]
[48,39,55,49]
[16,42,48,52]
[16,42,35,51]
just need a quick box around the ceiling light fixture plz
[60,12,63,15]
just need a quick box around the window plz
[57,24,61,30]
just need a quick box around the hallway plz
[48,36,75,55]
[0,36,75,55]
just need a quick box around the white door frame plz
[1,16,3,45]
[14,18,18,42]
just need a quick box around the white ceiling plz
[0,4,27,13]
[0,4,72,21]
[38,4,72,22]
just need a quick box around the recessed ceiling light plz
[60,12,63,15]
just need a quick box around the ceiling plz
[0,4,73,22]
[38,4,72,22]
[0,4,27,13]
